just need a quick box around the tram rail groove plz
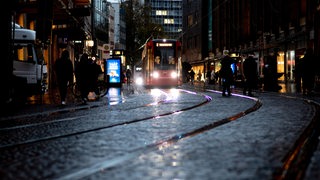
[4,85,315,180]
[273,99,320,180]
[56,92,262,180]
[0,89,211,149]
[203,87,320,180]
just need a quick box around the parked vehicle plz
[9,23,47,104]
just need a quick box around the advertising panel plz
[106,58,121,86]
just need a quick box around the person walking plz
[189,69,195,85]
[242,55,258,96]
[301,48,316,95]
[87,57,102,100]
[294,56,303,93]
[126,68,132,86]
[54,50,73,105]
[197,70,202,81]
[220,54,234,97]
[75,53,90,104]
[210,70,216,84]
[263,50,282,92]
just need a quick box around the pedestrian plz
[75,53,90,104]
[126,68,132,86]
[189,69,195,85]
[242,55,258,96]
[54,50,73,105]
[220,54,234,96]
[205,70,210,84]
[87,57,103,100]
[121,70,126,83]
[294,56,303,93]
[301,48,316,95]
[210,70,215,84]
[263,50,282,91]
[197,70,202,81]
[215,70,220,85]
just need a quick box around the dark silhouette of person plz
[189,69,195,84]
[242,55,258,96]
[220,54,234,96]
[126,69,132,86]
[197,70,202,81]
[75,53,90,104]
[54,50,73,105]
[294,56,303,93]
[262,58,271,91]
[301,48,316,95]
[263,50,281,92]
[121,70,126,84]
[210,70,216,84]
[87,57,102,98]
[215,70,220,85]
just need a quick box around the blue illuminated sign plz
[106,58,121,83]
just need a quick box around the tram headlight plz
[135,77,143,85]
[171,72,177,78]
[153,71,160,78]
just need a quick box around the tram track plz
[0,87,265,179]
[5,87,317,180]
[204,88,320,180]
[0,89,211,149]
[272,96,320,180]
[205,88,320,180]
[56,90,262,180]
[1,84,319,180]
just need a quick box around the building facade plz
[10,0,112,90]
[182,0,208,81]
[111,2,126,50]
[183,0,320,88]
[145,0,183,39]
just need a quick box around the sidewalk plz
[0,83,138,120]
[0,87,106,120]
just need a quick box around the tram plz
[139,39,183,87]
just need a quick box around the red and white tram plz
[139,39,183,87]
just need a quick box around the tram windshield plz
[154,47,175,70]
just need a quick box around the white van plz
[10,23,47,103]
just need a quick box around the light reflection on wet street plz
[3,83,320,180]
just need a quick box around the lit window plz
[156,10,167,16]
[164,19,174,24]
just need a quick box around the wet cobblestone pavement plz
[0,82,320,180]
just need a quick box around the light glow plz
[135,77,143,85]
[171,72,177,78]
[86,40,94,47]
[153,71,160,78]
[156,43,173,47]
[150,88,162,97]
